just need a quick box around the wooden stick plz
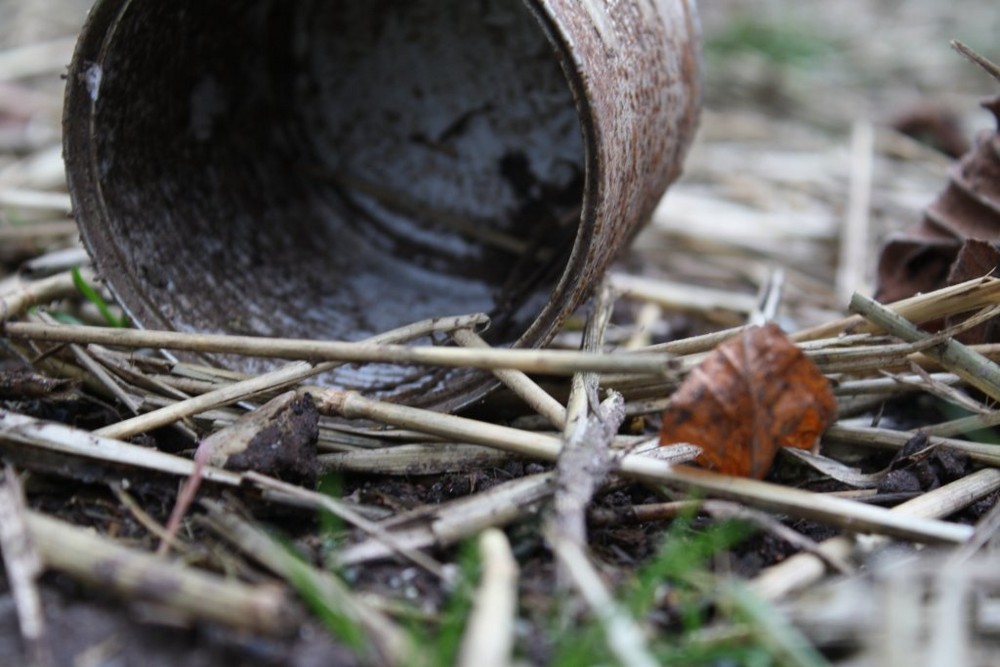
[314,390,696,473]
[551,283,618,552]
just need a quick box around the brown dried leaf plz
[659,323,837,479]
[891,102,970,159]
[944,239,1000,344]
[876,95,1000,313]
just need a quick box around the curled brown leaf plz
[659,323,837,479]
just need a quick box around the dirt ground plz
[2,1,1000,666]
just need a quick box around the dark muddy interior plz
[69,0,585,399]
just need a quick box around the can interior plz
[74,0,585,401]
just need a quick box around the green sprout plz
[552,516,776,666]
[71,266,128,328]
[706,17,835,68]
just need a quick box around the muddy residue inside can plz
[69,0,585,402]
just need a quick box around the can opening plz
[67,0,586,402]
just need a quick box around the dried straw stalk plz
[3,320,674,376]
[315,390,973,544]
[28,510,295,634]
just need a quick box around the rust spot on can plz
[63,0,702,411]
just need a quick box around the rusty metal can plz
[63,0,701,410]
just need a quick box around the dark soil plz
[3,1,1000,665]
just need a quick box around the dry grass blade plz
[110,482,192,556]
[90,346,197,402]
[452,328,567,428]
[201,500,415,666]
[0,269,86,322]
[456,529,519,667]
[589,500,853,573]
[619,458,972,544]
[924,408,1000,438]
[0,221,76,241]
[0,189,71,212]
[835,121,875,304]
[0,36,76,79]
[64,340,143,415]
[246,472,449,579]
[0,409,244,485]
[781,448,885,489]
[95,360,314,440]
[0,466,49,666]
[336,473,555,566]
[947,497,1000,565]
[750,468,1000,601]
[639,324,748,355]
[622,302,665,349]
[92,313,492,439]
[704,499,854,574]
[887,468,1000,522]
[319,443,515,476]
[553,538,659,667]
[316,390,970,544]
[850,292,1000,403]
[315,389,698,471]
[794,276,1000,342]
[27,510,295,634]
[3,321,674,376]
[951,40,1000,83]
[906,368,991,414]
[825,423,1000,466]
[834,369,960,400]
[610,271,759,314]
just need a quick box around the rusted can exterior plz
[63,0,701,410]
